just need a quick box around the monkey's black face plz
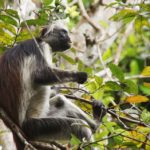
[41,27,71,52]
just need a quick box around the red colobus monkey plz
[0,21,105,150]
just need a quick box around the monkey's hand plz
[92,100,106,123]
[76,72,88,84]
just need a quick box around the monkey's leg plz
[33,67,87,85]
[22,117,92,141]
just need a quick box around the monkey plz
[0,20,105,150]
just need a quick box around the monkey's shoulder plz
[5,39,41,58]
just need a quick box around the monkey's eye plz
[60,29,68,37]
[61,29,67,34]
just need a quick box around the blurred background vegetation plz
[0,0,150,149]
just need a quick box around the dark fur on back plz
[0,39,42,125]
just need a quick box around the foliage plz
[0,0,150,149]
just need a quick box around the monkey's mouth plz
[60,38,72,51]
[61,41,71,51]
[50,38,72,52]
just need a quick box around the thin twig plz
[65,94,92,104]
[114,22,133,65]
[11,24,21,47]
[96,44,112,80]
[78,0,102,31]
[82,131,125,148]
[107,109,148,127]
[64,94,149,127]
[120,133,150,147]
[125,75,150,80]
[56,86,90,94]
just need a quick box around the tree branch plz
[0,108,37,150]
[78,0,102,31]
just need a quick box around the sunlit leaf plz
[102,48,112,61]
[105,81,121,91]
[94,75,103,85]
[70,134,81,145]
[0,0,4,7]
[126,95,149,103]
[139,3,150,12]
[92,89,103,100]
[86,81,98,93]
[130,60,140,75]
[141,109,150,124]
[0,22,16,35]
[42,0,54,6]
[110,9,137,23]
[143,82,150,88]
[134,16,150,31]
[141,66,150,76]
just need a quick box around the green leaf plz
[140,85,150,95]
[92,89,103,100]
[105,81,121,91]
[59,53,76,65]
[141,109,150,124]
[134,16,150,31]
[0,15,18,26]
[108,64,125,81]
[102,48,112,61]
[139,3,150,12]
[43,0,54,6]
[0,22,16,35]
[21,18,47,26]
[86,81,98,93]
[70,134,81,145]
[5,9,19,19]
[122,142,137,149]
[78,59,84,71]
[122,79,138,94]
[110,9,137,23]
[0,0,4,7]
[130,60,140,75]
[94,75,103,85]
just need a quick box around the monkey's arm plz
[49,94,98,131]
[33,67,87,85]
[22,117,92,141]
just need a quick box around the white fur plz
[20,54,51,125]
[45,20,68,36]
[20,55,36,124]
[40,42,53,66]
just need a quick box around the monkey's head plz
[40,22,71,52]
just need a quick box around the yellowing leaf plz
[126,95,149,103]
[143,82,150,88]
[141,66,150,76]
